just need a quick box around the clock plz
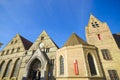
[39,42,44,48]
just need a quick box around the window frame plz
[60,56,64,75]
[101,49,112,60]
[108,70,119,80]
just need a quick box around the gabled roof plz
[63,33,88,46]
[113,33,120,48]
[2,34,33,51]
[19,35,33,50]
[29,30,59,50]
[87,14,103,28]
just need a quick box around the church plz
[0,15,120,80]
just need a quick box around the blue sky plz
[0,0,120,50]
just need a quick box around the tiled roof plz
[20,35,33,50]
[113,33,120,48]
[63,33,88,47]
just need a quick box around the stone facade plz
[0,15,120,80]
[86,15,120,80]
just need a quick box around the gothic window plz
[11,58,20,77]
[88,53,97,76]
[108,70,119,80]
[60,56,64,75]
[0,61,5,74]
[101,49,111,60]
[3,60,12,77]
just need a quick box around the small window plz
[97,34,101,40]
[1,51,4,56]
[15,40,18,44]
[17,47,20,52]
[101,49,111,60]
[95,22,99,27]
[6,50,9,55]
[11,49,14,53]
[91,22,99,28]
[41,36,44,40]
[91,22,95,28]
[108,70,119,80]
[11,41,13,44]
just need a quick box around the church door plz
[27,59,41,80]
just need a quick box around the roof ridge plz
[63,33,88,47]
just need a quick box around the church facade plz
[0,15,120,80]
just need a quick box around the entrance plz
[27,59,41,80]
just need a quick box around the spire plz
[63,33,88,47]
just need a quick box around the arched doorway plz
[27,59,41,80]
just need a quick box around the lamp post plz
[0,43,3,48]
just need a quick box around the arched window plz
[0,61,5,74]
[60,56,64,75]
[3,60,12,77]
[88,53,97,76]
[11,58,20,77]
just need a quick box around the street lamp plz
[0,43,3,48]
